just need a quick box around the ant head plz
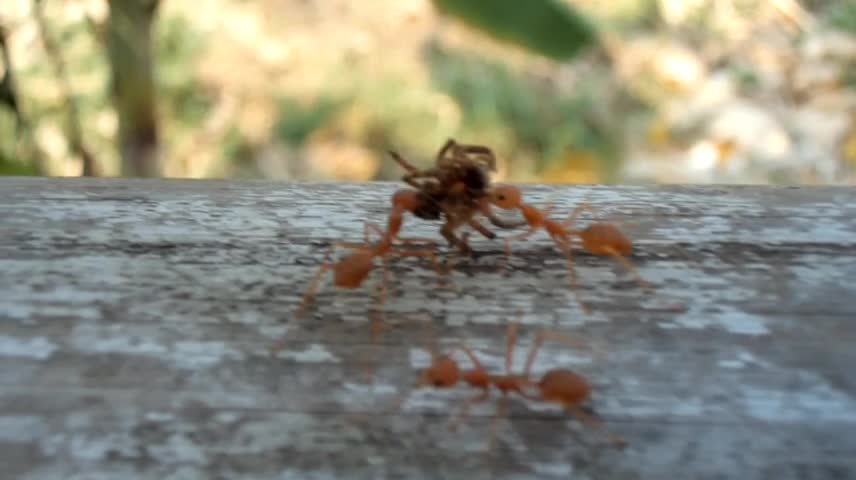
[490,185,521,210]
[420,355,459,388]
[333,252,374,289]
[391,189,422,213]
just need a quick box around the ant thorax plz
[520,204,545,226]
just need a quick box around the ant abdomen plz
[423,356,460,388]
[580,223,632,257]
[333,253,374,289]
[538,369,591,406]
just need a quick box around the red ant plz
[402,319,625,449]
[271,189,448,356]
[488,185,651,313]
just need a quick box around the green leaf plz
[828,2,856,34]
[273,95,350,147]
[0,157,37,176]
[431,0,598,61]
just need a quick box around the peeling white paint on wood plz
[1,177,856,479]
[276,343,340,363]
[0,415,48,442]
[660,309,770,335]
[532,461,573,476]
[0,335,57,359]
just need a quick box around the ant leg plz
[293,245,341,321]
[395,237,443,254]
[478,199,526,230]
[561,202,598,229]
[435,138,456,167]
[439,137,456,155]
[401,175,431,191]
[603,246,652,291]
[441,221,472,256]
[333,242,371,251]
[423,317,443,362]
[503,228,540,270]
[486,395,509,452]
[374,255,391,341]
[385,322,449,413]
[273,241,363,355]
[557,238,590,314]
[368,255,391,341]
[385,375,425,415]
[449,342,493,430]
[458,343,486,372]
[386,383,415,415]
[468,218,497,240]
[385,348,438,414]
[402,170,441,184]
[455,144,497,171]
[363,222,385,243]
[449,388,490,432]
[520,331,543,379]
[523,329,596,379]
[536,189,569,219]
[362,256,391,382]
[390,159,442,194]
[291,241,373,321]
[397,237,441,247]
[439,234,471,293]
[390,246,454,291]
[395,247,444,277]
[271,262,333,355]
[393,238,444,267]
[567,405,627,448]
[505,321,519,375]
[388,150,420,174]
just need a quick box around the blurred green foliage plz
[596,0,661,32]
[156,15,212,127]
[431,0,597,61]
[273,95,350,147]
[828,2,856,33]
[0,156,36,175]
[425,44,623,177]
[0,110,36,175]
[4,0,856,184]
[843,64,856,89]
[221,126,254,167]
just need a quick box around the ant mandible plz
[488,185,652,313]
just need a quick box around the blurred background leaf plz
[425,42,623,180]
[274,95,351,147]
[431,0,598,61]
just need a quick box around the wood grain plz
[1,177,855,480]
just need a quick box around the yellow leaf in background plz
[843,123,856,166]
[687,138,738,172]
[713,138,738,168]
[647,117,673,150]
[541,149,601,184]
[305,140,379,181]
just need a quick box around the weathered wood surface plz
[1,176,856,480]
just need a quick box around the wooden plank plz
[1,177,856,479]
